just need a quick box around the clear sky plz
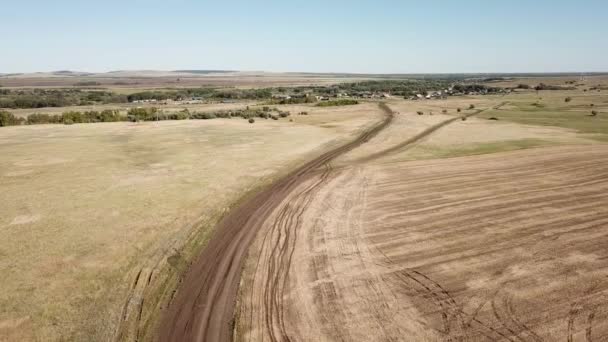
[2,0,607,73]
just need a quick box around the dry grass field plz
[0,103,382,341]
[3,74,608,342]
[235,91,608,341]
[0,71,367,89]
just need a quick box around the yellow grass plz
[0,104,381,341]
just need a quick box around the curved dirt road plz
[156,103,394,342]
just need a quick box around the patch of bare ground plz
[235,100,608,341]
[237,144,608,341]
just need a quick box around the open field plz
[0,71,372,89]
[0,103,382,341]
[237,144,608,341]
[3,75,608,342]
[233,93,608,342]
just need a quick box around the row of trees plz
[0,106,292,127]
[310,80,454,97]
[126,88,273,102]
[0,89,128,109]
[316,99,359,107]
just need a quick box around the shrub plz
[127,107,158,122]
[417,111,423,115]
[316,99,358,107]
[0,110,23,127]
[457,108,461,113]
[461,116,467,121]
[27,113,61,124]
[248,118,255,123]
[192,112,217,120]
[469,104,475,109]
[62,111,84,123]
[279,111,290,118]
[565,97,572,103]
[591,110,598,116]
[271,115,278,120]
[442,109,448,114]
[168,111,189,120]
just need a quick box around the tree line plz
[0,106,291,127]
[0,89,128,109]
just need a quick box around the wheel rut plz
[156,103,394,342]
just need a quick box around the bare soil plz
[233,103,608,341]
[237,144,608,341]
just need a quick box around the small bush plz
[469,104,475,109]
[167,111,189,120]
[565,97,572,103]
[0,110,24,127]
[316,99,358,107]
[457,108,461,113]
[417,111,423,115]
[64,119,74,125]
[591,110,598,116]
[271,115,279,120]
[442,109,448,114]
[248,118,255,123]
[461,116,467,121]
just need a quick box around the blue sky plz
[2,0,607,73]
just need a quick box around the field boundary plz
[154,103,393,342]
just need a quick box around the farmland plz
[1,73,608,342]
[234,85,608,341]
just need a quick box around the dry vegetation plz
[2,73,608,342]
[0,103,382,341]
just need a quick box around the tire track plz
[355,102,507,163]
[157,103,394,342]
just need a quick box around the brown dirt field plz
[233,102,608,341]
[237,143,608,342]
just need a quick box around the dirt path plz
[355,102,506,163]
[156,103,394,342]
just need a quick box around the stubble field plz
[235,90,608,342]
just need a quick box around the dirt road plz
[156,103,394,342]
